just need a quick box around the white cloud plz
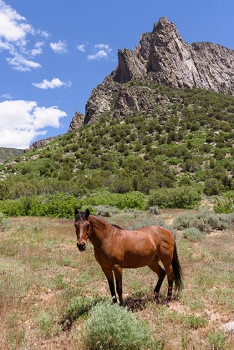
[77,44,85,52]
[6,53,41,71]
[32,78,72,89]
[0,100,67,149]
[0,0,48,71]
[87,43,112,61]
[50,40,67,53]
[0,0,32,42]
[0,93,12,99]
[29,41,44,56]
[94,44,112,53]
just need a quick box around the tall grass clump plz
[83,301,153,350]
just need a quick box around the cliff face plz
[71,17,234,127]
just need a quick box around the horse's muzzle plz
[77,242,86,251]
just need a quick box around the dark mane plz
[111,223,123,230]
[75,210,123,229]
[75,212,87,222]
[92,215,123,230]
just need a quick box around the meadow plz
[0,208,234,349]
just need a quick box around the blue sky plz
[0,0,234,149]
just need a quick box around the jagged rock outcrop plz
[82,17,234,127]
[68,111,85,132]
[27,136,59,151]
[114,48,147,83]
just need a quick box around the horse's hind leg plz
[148,261,166,303]
[161,260,174,304]
[101,266,118,303]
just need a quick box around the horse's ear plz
[85,208,90,218]
[74,208,79,216]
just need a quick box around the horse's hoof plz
[161,299,170,307]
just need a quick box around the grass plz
[0,210,234,349]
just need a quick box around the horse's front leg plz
[101,266,118,303]
[113,265,123,305]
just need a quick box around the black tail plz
[172,243,183,291]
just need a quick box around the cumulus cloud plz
[0,100,67,149]
[87,43,112,61]
[32,78,72,89]
[77,44,85,52]
[0,0,47,71]
[50,40,67,53]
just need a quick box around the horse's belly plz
[122,251,156,268]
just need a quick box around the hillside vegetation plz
[0,147,24,163]
[0,83,234,216]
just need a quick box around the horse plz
[74,209,183,305]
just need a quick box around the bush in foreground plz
[84,301,153,350]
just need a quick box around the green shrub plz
[0,193,79,218]
[213,196,233,214]
[183,227,205,241]
[148,186,201,209]
[148,206,161,215]
[84,302,152,350]
[94,205,119,217]
[173,209,229,233]
[204,178,220,196]
[35,307,59,338]
[186,315,207,328]
[173,213,194,230]
[207,331,226,349]
[0,212,9,231]
[82,191,146,210]
[125,218,177,237]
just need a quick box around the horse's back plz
[121,225,174,253]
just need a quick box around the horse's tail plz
[172,243,183,291]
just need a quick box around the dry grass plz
[0,210,233,349]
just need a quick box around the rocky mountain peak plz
[69,17,234,128]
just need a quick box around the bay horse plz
[74,209,183,305]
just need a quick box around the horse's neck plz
[89,216,111,245]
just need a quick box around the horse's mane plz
[111,223,123,229]
[75,211,123,230]
[91,215,123,230]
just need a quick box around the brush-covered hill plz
[1,17,234,216]
[0,147,24,163]
[0,82,234,216]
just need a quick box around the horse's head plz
[74,209,91,252]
